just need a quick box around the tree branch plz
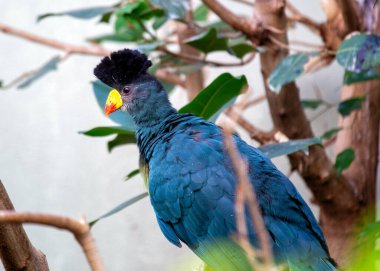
[0,181,49,271]
[0,210,105,271]
[202,0,259,38]
[285,2,322,34]
[0,22,109,56]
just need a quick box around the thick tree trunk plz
[0,181,49,270]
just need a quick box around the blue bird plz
[94,49,337,271]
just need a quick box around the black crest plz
[94,49,152,88]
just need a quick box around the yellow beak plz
[104,89,123,115]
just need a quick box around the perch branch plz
[0,181,49,271]
[0,210,105,271]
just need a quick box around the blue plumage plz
[94,49,336,271]
[137,114,336,271]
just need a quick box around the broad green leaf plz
[268,52,318,93]
[186,28,229,54]
[140,8,165,20]
[336,34,380,72]
[125,169,140,181]
[18,55,61,89]
[92,80,135,129]
[338,96,365,117]
[179,73,247,120]
[258,138,322,159]
[108,133,136,152]
[194,4,208,21]
[301,99,325,110]
[37,6,113,22]
[334,148,355,174]
[80,126,135,137]
[114,16,144,41]
[149,0,189,19]
[320,128,342,140]
[89,192,148,227]
[343,69,380,84]
[228,43,255,59]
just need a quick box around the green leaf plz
[186,28,229,54]
[108,134,136,152]
[99,11,113,23]
[149,0,189,19]
[320,128,342,140]
[334,148,355,174]
[259,138,322,159]
[152,16,167,29]
[89,192,148,227]
[268,52,318,93]
[80,126,135,137]
[18,55,61,89]
[92,80,135,128]
[117,2,148,16]
[301,99,325,110]
[338,96,365,117]
[228,43,255,59]
[343,69,380,85]
[194,4,208,21]
[114,16,144,41]
[37,6,113,22]
[336,34,380,72]
[179,73,247,120]
[125,169,140,181]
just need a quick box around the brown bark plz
[0,181,49,271]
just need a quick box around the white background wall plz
[0,1,343,270]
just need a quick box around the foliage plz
[334,148,355,174]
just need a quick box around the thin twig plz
[222,127,274,270]
[0,22,109,56]
[0,211,105,271]
[285,2,322,34]
[226,108,275,145]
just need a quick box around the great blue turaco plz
[94,49,337,271]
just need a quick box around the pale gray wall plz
[0,1,342,270]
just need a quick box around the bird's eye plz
[122,86,131,95]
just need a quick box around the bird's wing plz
[148,124,253,271]
[236,137,336,270]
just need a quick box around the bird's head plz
[94,49,174,126]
